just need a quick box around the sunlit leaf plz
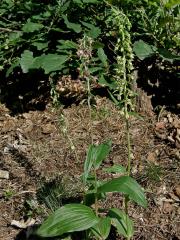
[98,176,147,208]
[91,217,111,239]
[36,204,99,237]
[108,208,134,238]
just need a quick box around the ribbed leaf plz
[98,176,147,208]
[83,141,111,184]
[108,208,134,238]
[91,217,111,239]
[83,144,96,185]
[36,204,99,237]
[93,140,112,169]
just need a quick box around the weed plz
[3,189,15,200]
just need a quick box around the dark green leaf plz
[108,208,134,238]
[98,48,108,66]
[57,40,77,50]
[62,15,82,33]
[98,176,147,208]
[34,54,68,74]
[91,217,111,239]
[36,204,99,237]
[6,59,20,77]
[22,21,44,32]
[133,40,156,60]
[32,42,48,51]
[158,48,180,63]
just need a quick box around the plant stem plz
[94,168,98,216]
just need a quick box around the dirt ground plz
[0,97,179,240]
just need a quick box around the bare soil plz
[0,97,179,240]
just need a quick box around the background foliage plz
[0,0,179,111]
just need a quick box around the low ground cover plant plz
[36,141,147,240]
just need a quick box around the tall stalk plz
[107,5,136,239]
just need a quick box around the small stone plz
[163,202,174,214]
[147,152,157,163]
[42,123,56,134]
[0,170,9,179]
[174,186,180,198]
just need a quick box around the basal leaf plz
[91,217,111,239]
[108,208,134,238]
[36,204,99,237]
[133,40,156,60]
[98,176,147,208]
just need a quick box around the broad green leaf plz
[34,54,68,74]
[57,40,77,50]
[83,141,111,184]
[133,40,156,60]
[81,21,101,38]
[98,75,117,90]
[36,204,99,237]
[9,32,22,42]
[20,50,35,73]
[98,176,147,208]
[93,140,112,169]
[22,21,44,32]
[91,217,111,239]
[108,208,134,238]
[32,42,48,51]
[62,15,82,33]
[103,164,127,174]
[98,48,108,66]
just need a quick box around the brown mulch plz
[0,98,179,240]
